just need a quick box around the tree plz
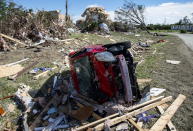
[115,1,149,33]
[0,0,8,20]
[177,16,191,25]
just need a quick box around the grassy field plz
[0,31,192,130]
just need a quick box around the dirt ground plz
[0,32,192,130]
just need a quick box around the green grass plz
[136,40,167,79]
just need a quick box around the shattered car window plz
[74,56,92,96]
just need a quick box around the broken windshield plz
[74,56,92,96]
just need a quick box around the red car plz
[69,41,141,103]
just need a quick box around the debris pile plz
[77,7,110,34]
[0,10,74,51]
[23,82,185,131]
[0,40,187,131]
[0,42,182,131]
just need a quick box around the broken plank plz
[4,58,29,67]
[128,119,145,131]
[124,96,164,112]
[93,96,172,131]
[157,105,176,131]
[137,79,152,85]
[0,64,24,78]
[75,96,165,131]
[150,94,186,131]
[33,66,57,80]
[9,61,38,80]
[0,33,25,46]
[137,121,143,129]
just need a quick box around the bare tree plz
[115,1,150,33]
[178,16,192,25]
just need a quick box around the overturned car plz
[69,41,141,103]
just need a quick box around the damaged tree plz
[115,1,150,33]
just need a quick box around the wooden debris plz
[137,79,152,85]
[124,96,164,112]
[0,33,25,46]
[75,96,165,131]
[128,119,145,131]
[150,94,186,131]
[9,61,38,80]
[152,48,157,54]
[136,114,146,129]
[33,66,57,80]
[75,112,118,131]
[157,105,176,131]
[60,38,74,42]
[0,64,24,78]
[3,58,29,67]
[0,95,15,101]
[93,96,172,131]
[108,38,116,42]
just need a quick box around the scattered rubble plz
[0,36,187,131]
[15,83,34,111]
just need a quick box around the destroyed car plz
[69,41,141,103]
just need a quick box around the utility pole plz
[65,0,68,22]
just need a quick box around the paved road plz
[171,33,193,51]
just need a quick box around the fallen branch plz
[137,79,152,85]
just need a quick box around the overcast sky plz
[13,0,193,24]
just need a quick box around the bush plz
[180,30,187,33]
